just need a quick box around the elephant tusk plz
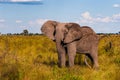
[84,56,92,69]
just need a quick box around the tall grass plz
[0,35,120,80]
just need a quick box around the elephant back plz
[81,26,96,36]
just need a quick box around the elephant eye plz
[64,31,68,37]
[64,31,67,34]
[63,30,67,35]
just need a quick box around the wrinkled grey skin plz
[41,20,99,69]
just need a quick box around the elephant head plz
[54,22,82,43]
[55,23,68,42]
[41,20,58,41]
[41,21,82,43]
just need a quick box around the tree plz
[23,29,29,35]
[119,31,120,34]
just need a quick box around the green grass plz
[0,35,120,80]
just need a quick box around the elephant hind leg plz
[85,53,99,70]
[90,52,99,70]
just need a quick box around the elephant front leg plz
[67,42,76,67]
[58,52,66,67]
[56,43,66,67]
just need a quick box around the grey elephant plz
[41,20,99,69]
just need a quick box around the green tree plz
[119,31,120,34]
[23,29,29,35]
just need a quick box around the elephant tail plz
[84,56,92,69]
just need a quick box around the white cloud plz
[0,19,5,23]
[0,0,43,5]
[16,20,22,23]
[10,0,42,2]
[98,17,112,23]
[29,19,48,25]
[112,13,120,22]
[113,4,120,8]
[78,12,120,24]
[19,26,26,28]
[81,12,92,20]
[36,19,48,25]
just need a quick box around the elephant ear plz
[41,20,57,41]
[64,23,82,43]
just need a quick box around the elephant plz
[41,20,99,69]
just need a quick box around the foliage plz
[0,35,120,80]
[22,29,29,35]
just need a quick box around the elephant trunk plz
[55,30,66,67]
[55,29,64,42]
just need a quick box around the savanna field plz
[0,35,120,80]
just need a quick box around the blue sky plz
[0,0,120,34]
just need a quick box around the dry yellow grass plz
[0,35,120,80]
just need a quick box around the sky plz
[0,0,120,34]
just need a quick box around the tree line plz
[0,29,120,36]
[0,29,42,36]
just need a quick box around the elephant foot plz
[58,63,66,68]
[58,65,66,68]
[93,64,99,70]
[68,63,74,67]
